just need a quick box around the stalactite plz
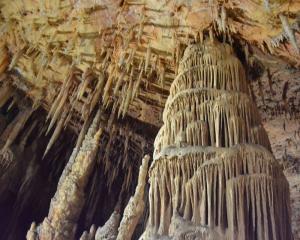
[116,155,149,240]
[0,83,13,107]
[132,64,143,100]
[89,72,105,116]
[31,109,103,240]
[114,70,125,96]
[122,67,134,117]
[77,68,94,99]
[46,67,74,133]
[142,40,292,239]
[0,42,9,74]
[216,5,227,33]
[8,46,26,70]
[145,45,151,72]
[43,109,68,157]
[279,14,300,54]
[1,106,34,151]
[103,65,116,106]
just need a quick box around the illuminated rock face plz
[142,40,293,239]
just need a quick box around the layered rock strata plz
[142,40,292,239]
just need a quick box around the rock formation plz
[29,110,103,239]
[0,0,299,239]
[95,211,120,240]
[116,154,149,240]
[142,39,292,239]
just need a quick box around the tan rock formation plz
[30,109,103,240]
[116,154,150,240]
[80,225,96,240]
[142,39,292,239]
[95,211,120,240]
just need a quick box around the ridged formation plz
[142,40,292,239]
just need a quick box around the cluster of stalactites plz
[173,41,247,96]
[148,144,286,234]
[154,40,270,157]
[154,92,270,157]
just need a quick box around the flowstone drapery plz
[141,40,292,239]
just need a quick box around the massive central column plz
[142,40,292,239]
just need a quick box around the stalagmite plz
[80,225,96,240]
[26,222,38,240]
[95,211,121,240]
[116,155,150,240]
[31,109,103,240]
[141,40,292,239]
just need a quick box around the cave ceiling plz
[0,0,299,150]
